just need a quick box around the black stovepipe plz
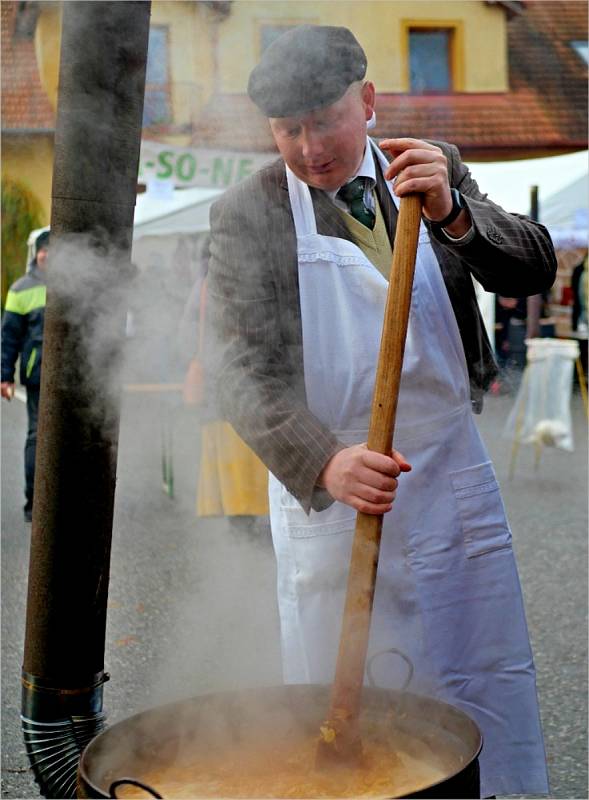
[20,3,150,797]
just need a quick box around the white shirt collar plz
[328,137,376,202]
[354,137,377,187]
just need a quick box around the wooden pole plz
[317,195,422,765]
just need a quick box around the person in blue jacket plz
[1,229,49,522]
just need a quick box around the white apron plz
[268,146,549,797]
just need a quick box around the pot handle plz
[109,778,163,798]
[366,648,414,692]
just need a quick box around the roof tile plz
[192,0,588,158]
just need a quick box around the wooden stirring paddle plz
[316,194,422,768]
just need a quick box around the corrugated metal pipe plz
[20,2,150,797]
[21,672,108,798]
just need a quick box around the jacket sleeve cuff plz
[438,223,476,245]
[310,486,336,512]
[429,201,475,247]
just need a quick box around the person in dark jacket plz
[1,229,49,522]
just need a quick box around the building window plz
[260,24,297,54]
[571,40,588,64]
[143,26,171,126]
[409,28,453,93]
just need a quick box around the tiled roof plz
[507,0,587,148]
[372,90,584,157]
[1,1,55,132]
[192,0,588,159]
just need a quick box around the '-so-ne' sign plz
[139,141,275,189]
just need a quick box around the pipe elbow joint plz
[21,670,109,799]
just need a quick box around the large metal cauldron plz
[77,685,482,799]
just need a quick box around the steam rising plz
[46,234,134,427]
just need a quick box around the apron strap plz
[286,165,318,236]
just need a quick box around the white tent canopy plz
[466,150,588,250]
[133,183,224,240]
[463,151,587,343]
[466,150,588,217]
[131,151,588,242]
[542,173,588,227]
[540,173,588,249]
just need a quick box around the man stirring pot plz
[207,26,555,798]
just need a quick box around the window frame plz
[144,24,172,127]
[570,40,588,64]
[401,19,464,94]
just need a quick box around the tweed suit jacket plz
[207,139,557,513]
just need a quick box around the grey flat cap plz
[248,25,367,118]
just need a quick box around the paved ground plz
[1,383,587,799]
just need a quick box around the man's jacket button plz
[487,226,504,244]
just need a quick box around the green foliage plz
[1,178,43,309]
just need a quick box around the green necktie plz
[337,177,375,229]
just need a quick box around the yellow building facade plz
[215,1,508,95]
[2,0,509,230]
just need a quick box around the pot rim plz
[79,684,483,799]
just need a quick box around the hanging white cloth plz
[504,337,580,451]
